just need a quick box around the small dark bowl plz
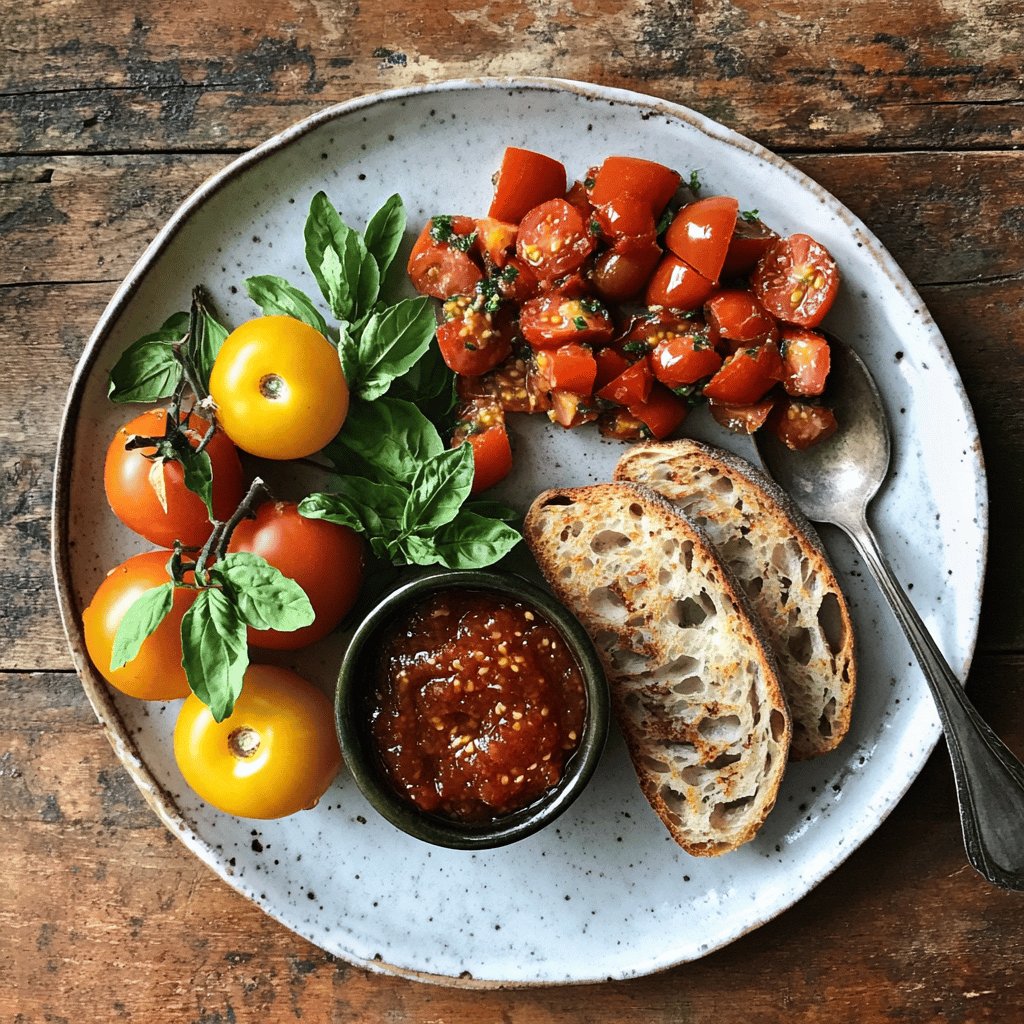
[336,569,609,850]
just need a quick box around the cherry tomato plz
[598,407,646,442]
[104,409,245,549]
[597,358,654,406]
[780,327,831,396]
[708,397,776,434]
[721,215,779,277]
[769,398,838,450]
[539,271,591,299]
[407,218,484,299]
[594,347,630,389]
[466,425,513,494]
[536,343,598,394]
[703,341,784,405]
[705,289,778,347]
[628,384,689,439]
[475,217,518,268]
[173,664,341,819]
[495,256,541,302]
[516,199,595,279]
[227,501,364,650]
[645,254,716,311]
[594,196,656,240]
[82,551,195,701]
[209,316,349,461]
[436,297,514,376]
[650,332,723,388]
[463,353,552,415]
[592,235,662,302]
[664,196,739,283]
[564,180,595,220]
[549,390,599,429]
[520,295,613,349]
[488,148,567,223]
[589,156,681,215]
[752,233,839,327]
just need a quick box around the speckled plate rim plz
[51,75,988,988]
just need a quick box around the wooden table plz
[3,2,1023,1020]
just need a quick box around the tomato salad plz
[409,147,840,492]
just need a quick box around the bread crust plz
[615,438,857,759]
[525,482,791,856]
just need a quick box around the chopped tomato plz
[664,196,739,283]
[592,234,662,302]
[703,341,784,405]
[721,215,779,277]
[594,347,630,389]
[597,407,646,442]
[650,331,723,388]
[780,328,831,396]
[708,397,776,434]
[466,352,553,414]
[517,198,595,279]
[564,180,595,219]
[520,295,613,349]
[594,196,656,240]
[752,233,839,328]
[539,271,590,299]
[590,156,681,215]
[597,358,654,406]
[619,308,703,348]
[452,398,514,493]
[628,384,688,439]
[408,217,484,299]
[645,254,716,311]
[494,258,540,303]
[536,343,598,394]
[488,147,567,224]
[549,390,599,429]
[475,217,518,268]
[436,296,513,376]
[770,398,838,450]
[705,289,778,346]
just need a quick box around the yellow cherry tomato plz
[173,665,341,819]
[208,315,349,460]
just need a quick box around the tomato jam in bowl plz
[337,570,608,849]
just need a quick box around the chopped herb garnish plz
[430,214,476,252]
[499,264,519,282]
[688,170,702,195]
[464,341,479,351]
[589,218,602,237]
[474,277,504,313]
[622,340,650,356]
[573,315,589,330]
[655,207,675,235]
[740,209,760,223]
[579,297,607,315]
[583,176,596,189]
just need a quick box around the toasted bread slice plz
[525,483,790,856]
[616,439,856,760]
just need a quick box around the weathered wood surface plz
[3,0,1024,1019]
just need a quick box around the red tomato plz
[597,358,654,406]
[104,410,245,549]
[752,233,839,327]
[770,398,838,449]
[536,343,598,394]
[475,217,518,268]
[592,235,663,302]
[594,347,630,389]
[594,196,656,240]
[407,218,484,299]
[650,332,723,388]
[517,199,595,279]
[703,341,784,405]
[228,501,364,649]
[597,408,646,442]
[590,156,681,215]
[705,289,778,346]
[628,384,688,439]
[488,147,567,223]
[548,390,599,429]
[564,180,595,219]
[780,328,831,396]
[495,257,541,302]
[519,295,613,349]
[539,271,591,299]
[467,426,514,494]
[708,397,776,434]
[436,297,514,376]
[664,196,739,283]
[645,254,716,310]
[721,215,779,277]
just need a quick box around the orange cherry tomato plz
[516,199,595,279]
[82,551,195,701]
[173,664,341,819]
[488,147,567,223]
[227,501,364,650]
[780,328,832,396]
[589,156,681,215]
[645,254,716,311]
[703,341,784,405]
[752,233,839,328]
[665,196,740,283]
[104,409,245,549]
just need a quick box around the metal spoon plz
[754,337,1024,890]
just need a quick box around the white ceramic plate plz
[53,78,987,986]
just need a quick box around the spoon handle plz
[845,516,1024,890]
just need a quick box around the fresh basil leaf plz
[332,397,443,480]
[180,588,248,722]
[110,583,174,671]
[387,341,453,404]
[177,446,214,517]
[398,534,445,567]
[211,552,315,632]
[402,444,474,532]
[363,194,406,278]
[161,311,191,335]
[244,275,329,335]
[336,319,360,386]
[300,477,408,539]
[463,500,520,524]
[350,297,436,401]
[108,331,184,403]
[423,511,522,569]
[187,303,230,394]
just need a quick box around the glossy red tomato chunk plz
[370,590,587,822]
